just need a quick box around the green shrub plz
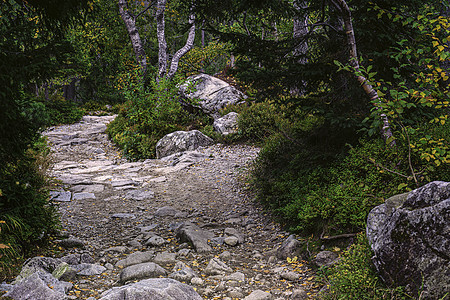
[107,75,211,160]
[252,105,449,235]
[321,233,407,300]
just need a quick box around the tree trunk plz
[118,0,148,75]
[156,0,195,81]
[166,14,195,79]
[291,0,309,96]
[330,0,394,143]
[156,0,168,80]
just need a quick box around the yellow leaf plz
[432,41,439,47]
[0,244,10,249]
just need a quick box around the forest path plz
[43,115,318,299]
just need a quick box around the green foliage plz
[108,73,210,160]
[179,41,232,76]
[321,233,407,300]
[251,99,449,235]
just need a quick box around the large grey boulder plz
[213,112,239,135]
[5,272,71,300]
[175,222,216,253]
[366,181,450,299]
[178,74,246,118]
[99,278,202,300]
[156,130,213,159]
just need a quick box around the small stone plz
[111,213,136,219]
[244,290,273,300]
[191,277,204,286]
[204,258,233,275]
[58,238,85,249]
[177,249,190,257]
[73,263,106,276]
[314,251,339,267]
[145,235,167,247]
[105,263,114,270]
[155,206,180,217]
[228,290,245,298]
[224,236,239,246]
[153,251,177,266]
[73,192,96,200]
[128,240,143,249]
[219,251,232,260]
[281,271,300,281]
[291,288,308,299]
[49,191,72,202]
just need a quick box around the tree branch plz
[135,2,155,20]
[167,13,196,79]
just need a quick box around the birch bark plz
[330,0,394,143]
[118,0,147,75]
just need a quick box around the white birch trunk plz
[331,0,394,143]
[118,0,147,75]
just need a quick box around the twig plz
[320,232,358,240]
[368,158,409,178]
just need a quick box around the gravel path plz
[38,115,319,299]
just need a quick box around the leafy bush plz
[108,75,211,160]
[0,136,58,280]
[19,93,85,130]
[321,233,407,299]
[251,102,449,235]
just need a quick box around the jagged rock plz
[153,251,177,266]
[224,227,245,244]
[71,184,104,193]
[14,257,60,283]
[155,206,180,217]
[73,192,96,200]
[204,258,233,275]
[366,181,450,299]
[145,235,167,247]
[124,189,154,201]
[120,262,167,283]
[115,251,155,268]
[111,213,136,219]
[314,251,339,267]
[224,272,245,283]
[291,288,308,299]
[213,112,239,135]
[244,290,273,300]
[176,222,216,253]
[5,272,71,300]
[49,190,72,202]
[276,235,302,260]
[281,271,300,281]
[178,74,247,118]
[156,130,214,159]
[105,246,129,254]
[224,236,239,246]
[99,278,202,300]
[72,263,106,276]
[169,262,197,282]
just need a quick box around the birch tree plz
[329,0,394,143]
[156,0,195,81]
[118,0,148,75]
[118,0,195,81]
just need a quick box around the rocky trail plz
[3,115,320,299]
